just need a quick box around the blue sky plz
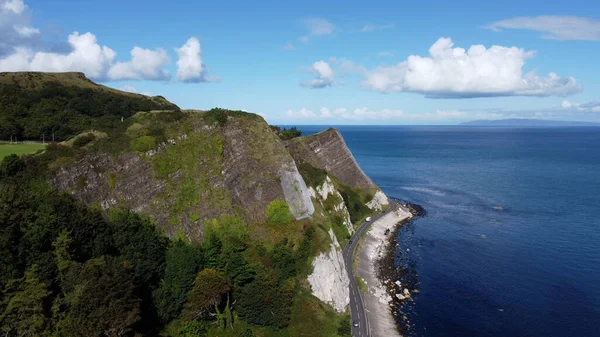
[1,0,600,124]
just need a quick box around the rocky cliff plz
[52,110,314,240]
[307,228,350,312]
[287,128,377,190]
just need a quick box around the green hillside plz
[0,72,179,141]
[0,74,364,337]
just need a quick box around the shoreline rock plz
[356,205,413,337]
[377,202,426,336]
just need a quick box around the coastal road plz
[343,199,399,337]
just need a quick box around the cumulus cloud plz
[0,0,39,56]
[2,0,25,14]
[300,60,334,88]
[485,16,600,41]
[108,47,169,81]
[176,37,212,83]
[362,37,582,98]
[361,24,394,32]
[0,32,117,79]
[0,1,218,84]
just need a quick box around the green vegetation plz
[0,143,46,160]
[339,183,373,224]
[271,126,302,141]
[131,135,158,152]
[0,72,178,141]
[72,132,96,147]
[356,276,368,294]
[0,151,352,336]
[0,76,372,336]
[297,162,328,188]
[266,200,293,225]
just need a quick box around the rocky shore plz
[377,202,425,335]
[356,203,414,337]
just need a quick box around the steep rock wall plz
[287,129,376,190]
[52,113,314,240]
[307,229,350,312]
[221,116,314,223]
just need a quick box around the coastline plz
[356,203,413,337]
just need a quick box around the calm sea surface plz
[299,126,600,337]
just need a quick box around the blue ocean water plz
[300,126,600,337]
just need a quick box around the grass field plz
[0,143,46,160]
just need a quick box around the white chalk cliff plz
[307,229,350,312]
[367,190,389,211]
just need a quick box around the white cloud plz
[286,107,405,120]
[361,24,394,32]
[14,24,38,37]
[0,1,217,84]
[562,100,574,109]
[176,37,210,83]
[560,100,600,112]
[286,108,317,119]
[0,0,39,56]
[301,60,334,88]
[299,18,335,44]
[120,85,138,93]
[108,46,169,81]
[2,0,25,14]
[0,32,117,79]
[485,16,600,41]
[363,37,582,98]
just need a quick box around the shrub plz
[280,127,302,140]
[0,154,24,178]
[72,133,96,148]
[266,200,292,225]
[204,108,228,126]
[297,162,327,187]
[130,135,157,152]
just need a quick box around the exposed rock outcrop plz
[287,129,376,190]
[52,113,314,240]
[367,190,389,211]
[279,163,314,219]
[307,229,350,312]
[308,176,354,234]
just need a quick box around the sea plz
[299,125,600,337]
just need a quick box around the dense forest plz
[0,79,178,141]
[0,147,353,336]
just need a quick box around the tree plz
[182,268,229,321]
[0,154,24,178]
[0,265,50,336]
[110,209,169,289]
[153,240,204,323]
[54,257,142,337]
[266,200,292,225]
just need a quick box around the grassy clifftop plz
[0,72,178,141]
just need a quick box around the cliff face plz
[287,129,377,190]
[51,112,314,240]
[307,228,350,312]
